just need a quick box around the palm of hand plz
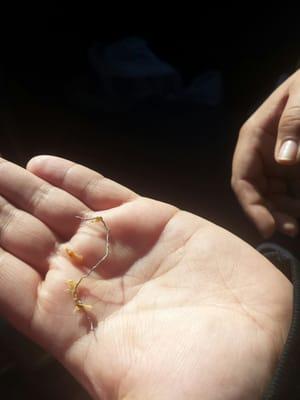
[0,157,292,400]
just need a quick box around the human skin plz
[0,155,292,399]
[232,70,300,238]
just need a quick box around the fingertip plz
[26,155,56,172]
[273,211,299,238]
[260,223,276,239]
[249,206,276,239]
[281,221,298,238]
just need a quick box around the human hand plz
[0,155,292,399]
[232,70,300,238]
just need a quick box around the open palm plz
[0,156,292,400]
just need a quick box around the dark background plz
[1,7,300,398]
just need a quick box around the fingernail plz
[278,139,298,162]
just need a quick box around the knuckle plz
[279,108,300,134]
[28,183,53,214]
[238,122,249,138]
[231,176,237,190]
[80,175,104,203]
[238,119,255,139]
[231,177,243,194]
[293,68,300,81]
[287,70,300,99]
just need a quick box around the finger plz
[275,85,300,164]
[0,158,89,239]
[0,196,56,274]
[232,179,276,238]
[26,155,137,210]
[241,71,298,165]
[232,71,299,235]
[272,210,299,237]
[232,122,274,237]
[0,248,41,336]
[246,71,294,135]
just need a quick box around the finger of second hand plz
[232,178,276,238]
[272,210,299,237]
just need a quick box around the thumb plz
[275,84,300,164]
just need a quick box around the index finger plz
[0,158,88,239]
[26,156,138,210]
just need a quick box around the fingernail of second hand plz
[278,139,298,162]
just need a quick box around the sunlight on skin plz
[0,156,293,399]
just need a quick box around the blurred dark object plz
[88,37,182,111]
